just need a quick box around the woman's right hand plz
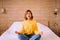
[15,31,20,34]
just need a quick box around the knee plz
[36,34,41,38]
[18,34,24,37]
[29,34,41,40]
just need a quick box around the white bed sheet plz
[0,22,60,40]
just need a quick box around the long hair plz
[24,10,33,20]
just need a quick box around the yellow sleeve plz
[19,22,25,34]
[33,21,40,34]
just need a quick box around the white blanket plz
[0,22,60,40]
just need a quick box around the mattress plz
[0,22,60,40]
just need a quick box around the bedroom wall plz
[48,0,60,37]
[0,0,60,37]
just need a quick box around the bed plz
[0,22,60,40]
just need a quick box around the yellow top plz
[19,20,40,35]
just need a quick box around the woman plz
[15,10,42,40]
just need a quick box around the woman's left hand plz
[40,31,43,35]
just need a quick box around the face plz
[26,12,32,20]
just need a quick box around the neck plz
[27,18,31,20]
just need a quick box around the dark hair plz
[24,10,33,20]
